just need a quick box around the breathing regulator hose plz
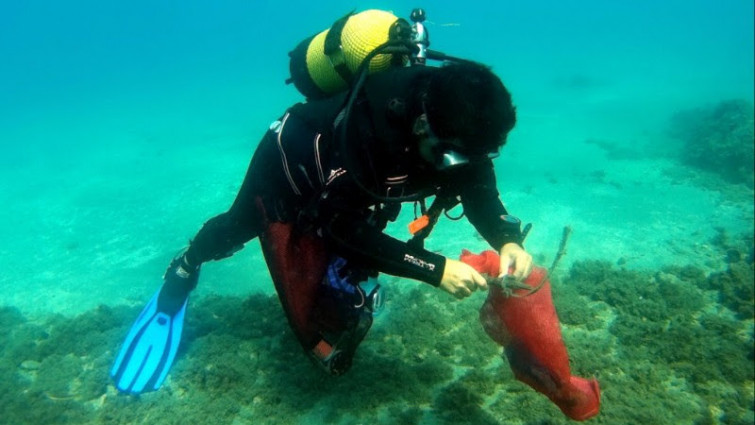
[336,40,429,204]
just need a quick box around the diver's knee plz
[310,344,355,376]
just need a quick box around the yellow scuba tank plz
[287,9,411,99]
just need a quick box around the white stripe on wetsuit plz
[314,133,325,185]
[275,113,301,196]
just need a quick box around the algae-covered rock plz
[568,260,706,320]
[551,278,607,330]
[1,261,752,425]
[433,381,499,425]
[387,406,423,425]
[567,259,754,423]
[669,99,755,187]
[705,260,755,320]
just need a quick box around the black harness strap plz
[407,191,460,250]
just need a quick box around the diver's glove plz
[110,254,200,394]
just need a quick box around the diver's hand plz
[439,259,488,299]
[499,243,533,280]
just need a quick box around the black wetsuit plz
[183,65,522,287]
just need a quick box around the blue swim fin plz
[110,257,198,394]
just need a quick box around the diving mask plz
[432,143,500,170]
[421,114,500,170]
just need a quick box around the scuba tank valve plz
[410,8,429,65]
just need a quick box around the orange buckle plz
[312,339,334,360]
[408,215,430,235]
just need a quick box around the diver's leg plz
[256,200,328,348]
[182,135,270,269]
[162,156,263,306]
[257,229,375,376]
[110,211,258,394]
[111,139,266,394]
[307,259,378,375]
[256,222,379,375]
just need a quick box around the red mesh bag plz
[460,249,600,421]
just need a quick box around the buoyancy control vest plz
[285,8,474,239]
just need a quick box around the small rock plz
[20,360,41,370]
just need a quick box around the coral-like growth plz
[703,228,755,319]
[433,381,499,425]
[568,254,755,424]
[669,99,755,187]
[1,247,753,425]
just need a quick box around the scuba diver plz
[110,9,532,394]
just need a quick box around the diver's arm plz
[321,212,446,286]
[457,162,532,279]
[457,161,523,249]
[322,212,487,298]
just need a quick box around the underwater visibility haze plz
[0,1,753,424]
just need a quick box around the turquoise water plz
[1,1,753,424]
